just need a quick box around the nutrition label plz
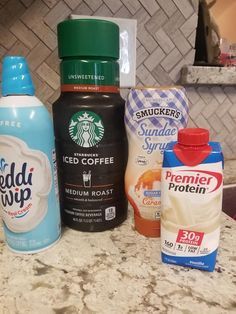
[176,229,204,246]
[161,228,217,258]
[163,229,205,254]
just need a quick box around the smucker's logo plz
[133,105,182,122]
[165,170,223,194]
[0,160,33,218]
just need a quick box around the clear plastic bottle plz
[0,56,61,253]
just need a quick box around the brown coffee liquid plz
[53,92,128,231]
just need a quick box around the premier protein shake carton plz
[161,128,223,271]
[125,87,189,237]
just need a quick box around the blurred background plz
[0,0,236,159]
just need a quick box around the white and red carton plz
[161,128,223,271]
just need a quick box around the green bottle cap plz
[57,19,119,60]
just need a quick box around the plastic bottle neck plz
[173,142,212,166]
[60,58,120,94]
[177,143,209,150]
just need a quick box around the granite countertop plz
[1,160,236,313]
[0,210,236,314]
[180,65,236,85]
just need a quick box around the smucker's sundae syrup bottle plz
[53,19,128,231]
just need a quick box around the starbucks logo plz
[69,111,104,147]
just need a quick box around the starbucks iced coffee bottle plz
[53,19,128,231]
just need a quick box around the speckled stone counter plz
[181,65,236,85]
[0,209,236,314]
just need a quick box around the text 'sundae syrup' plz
[161,128,223,271]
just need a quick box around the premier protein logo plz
[165,170,223,194]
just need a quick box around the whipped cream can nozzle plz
[2,56,35,96]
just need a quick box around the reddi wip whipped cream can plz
[125,86,189,237]
[161,128,223,271]
[0,56,61,253]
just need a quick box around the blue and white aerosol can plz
[0,56,61,253]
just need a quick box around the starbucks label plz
[69,111,104,147]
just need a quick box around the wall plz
[0,0,236,159]
[0,0,199,103]
[207,0,236,44]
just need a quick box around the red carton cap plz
[178,128,209,146]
